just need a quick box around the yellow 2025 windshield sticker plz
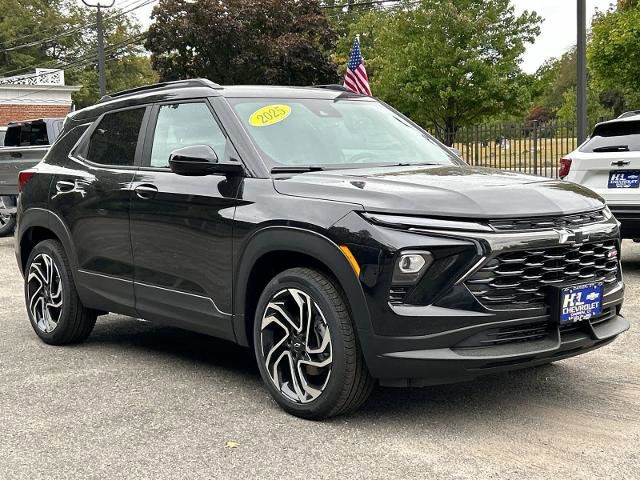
[249,104,292,127]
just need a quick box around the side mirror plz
[169,145,243,176]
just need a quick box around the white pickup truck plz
[0,118,63,235]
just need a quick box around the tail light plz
[559,158,572,179]
[18,170,35,192]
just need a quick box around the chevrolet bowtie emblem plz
[556,228,590,245]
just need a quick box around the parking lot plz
[0,235,638,479]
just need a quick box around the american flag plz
[343,35,371,96]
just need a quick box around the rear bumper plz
[362,287,627,386]
[609,205,640,238]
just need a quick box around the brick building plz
[0,69,80,126]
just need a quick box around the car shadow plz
[85,315,261,381]
[82,315,600,424]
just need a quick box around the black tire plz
[253,267,373,420]
[0,213,14,237]
[24,239,96,345]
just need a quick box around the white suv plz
[561,115,640,239]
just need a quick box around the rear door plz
[130,99,242,339]
[569,120,640,205]
[51,106,150,315]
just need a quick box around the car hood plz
[273,165,604,219]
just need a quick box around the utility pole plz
[82,0,114,97]
[577,0,588,144]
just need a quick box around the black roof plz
[66,79,367,126]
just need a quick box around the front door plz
[130,100,242,339]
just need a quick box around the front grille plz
[456,322,551,348]
[489,210,606,232]
[466,240,619,309]
[457,308,616,349]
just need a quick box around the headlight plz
[392,251,433,284]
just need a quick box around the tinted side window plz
[86,108,145,166]
[4,126,20,146]
[581,121,640,152]
[44,124,90,165]
[149,103,227,168]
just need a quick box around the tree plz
[0,0,81,74]
[557,86,610,125]
[531,49,577,113]
[346,0,541,144]
[589,4,640,111]
[146,0,339,85]
[65,8,158,107]
[0,1,157,107]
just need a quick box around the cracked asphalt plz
[0,235,638,479]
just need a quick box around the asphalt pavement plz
[0,235,638,479]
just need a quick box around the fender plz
[233,226,373,346]
[17,207,79,277]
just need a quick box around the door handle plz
[134,184,158,199]
[612,160,630,167]
[55,180,76,193]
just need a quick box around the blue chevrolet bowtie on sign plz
[608,171,640,188]
[559,282,604,324]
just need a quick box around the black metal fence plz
[436,120,601,179]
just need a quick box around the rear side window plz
[581,121,640,153]
[85,108,145,166]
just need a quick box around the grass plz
[453,136,578,175]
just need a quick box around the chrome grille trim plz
[489,210,607,232]
[465,240,620,309]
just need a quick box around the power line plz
[0,0,154,78]
[321,0,403,9]
[0,34,146,86]
[0,0,156,54]
[2,53,142,103]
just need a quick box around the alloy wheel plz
[260,288,333,404]
[27,253,63,333]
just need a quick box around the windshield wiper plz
[592,145,629,152]
[270,165,325,174]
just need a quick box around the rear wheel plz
[254,267,373,419]
[25,239,96,345]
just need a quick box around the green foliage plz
[0,1,157,108]
[344,0,541,144]
[589,3,640,111]
[531,49,577,113]
[146,0,339,85]
[556,86,610,125]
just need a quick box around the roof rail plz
[98,78,222,103]
[312,84,355,93]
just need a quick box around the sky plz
[514,0,614,73]
[124,0,616,75]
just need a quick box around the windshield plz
[228,97,458,170]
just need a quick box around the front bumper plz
[332,210,627,385]
[363,288,627,386]
[609,205,640,238]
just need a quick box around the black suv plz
[15,79,628,419]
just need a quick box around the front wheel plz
[254,268,373,419]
